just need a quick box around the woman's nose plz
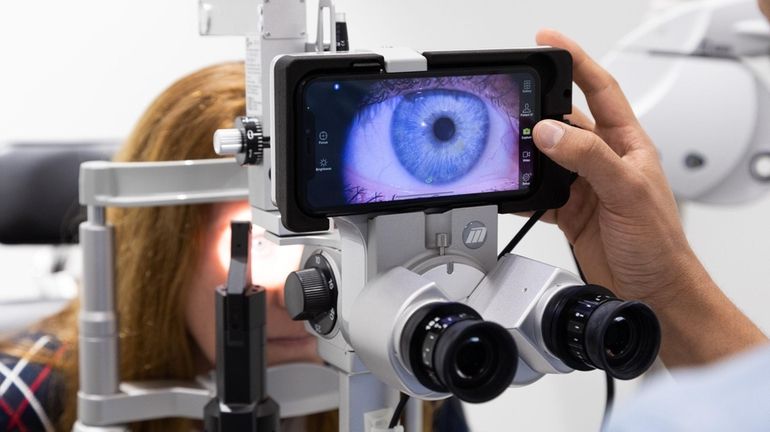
[263,283,288,309]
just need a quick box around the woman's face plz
[185,201,321,369]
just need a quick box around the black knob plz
[232,116,268,165]
[284,268,332,321]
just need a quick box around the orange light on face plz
[216,207,304,290]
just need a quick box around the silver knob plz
[213,128,244,156]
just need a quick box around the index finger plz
[536,29,639,132]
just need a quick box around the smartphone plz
[273,49,573,232]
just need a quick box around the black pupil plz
[455,336,490,379]
[433,116,456,142]
[604,316,633,359]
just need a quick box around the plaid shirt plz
[0,332,64,432]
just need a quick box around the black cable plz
[568,244,616,430]
[388,392,411,429]
[569,244,587,282]
[498,169,577,260]
[602,371,616,430]
[498,209,547,259]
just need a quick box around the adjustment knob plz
[213,128,244,155]
[284,268,332,321]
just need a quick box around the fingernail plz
[535,121,565,150]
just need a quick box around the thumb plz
[533,120,636,205]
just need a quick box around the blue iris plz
[390,89,489,185]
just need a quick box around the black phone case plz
[274,48,574,233]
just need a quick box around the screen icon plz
[318,131,329,145]
[316,157,333,173]
[521,103,533,117]
[522,150,531,159]
[523,80,532,93]
[522,128,531,136]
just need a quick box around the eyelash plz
[362,75,519,117]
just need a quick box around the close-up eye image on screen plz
[301,69,539,212]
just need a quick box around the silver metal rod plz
[88,206,106,225]
[78,213,120,405]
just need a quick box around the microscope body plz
[289,204,626,402]
[466,253,579,385]
[341,206,500,400]
[328,206,580,394]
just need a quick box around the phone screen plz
[300,68,539,213]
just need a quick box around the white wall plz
[0,0,653,141]
[0,2,244,141]
[6,1,770,431]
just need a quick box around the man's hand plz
[533,29,692,308]
[760,0,770,20]
[532,29,767,367]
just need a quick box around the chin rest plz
[0,141,119,245]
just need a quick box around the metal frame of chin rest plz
[76,158,340,430]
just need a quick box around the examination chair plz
[0,141,119,331]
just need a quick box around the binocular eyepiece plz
[543,285,661,380]
[311,257,662,407]
[395,283,661,406]
[401,303,518,403]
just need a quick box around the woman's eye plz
[391,89,489,185]
[343,82,520,203]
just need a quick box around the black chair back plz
[0,141,119,244]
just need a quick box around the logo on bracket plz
[462,221,488,249]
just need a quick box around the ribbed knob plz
[284,268,332,321]
[213,128,244,155]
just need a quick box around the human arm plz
[760,0,770,20]
[531,29,767,367]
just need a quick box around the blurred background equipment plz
[604,0,770,204]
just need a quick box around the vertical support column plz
[253,0,307,134]
[404,397,422,432]
[76,206,124,430]
[338,371,397,432]
[337,370,422,431]
[246,0,307,214]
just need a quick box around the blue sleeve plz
[606,344,770,432]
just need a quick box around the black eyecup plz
[401,302,518,403]
[434,319,518,403]
[585,300,660,380]
[543,284,661,380]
